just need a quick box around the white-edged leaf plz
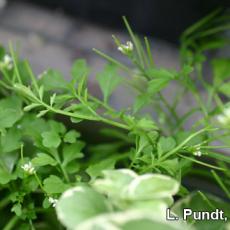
[56,186,109,229]
[125,174,179,200]
[92,169,137,198]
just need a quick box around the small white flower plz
[21,162,35,174]
[193,150,202,157]
[216,106,230,125]
[224,108,230,117]
[118,41,133,55]
[216,114,228,124]
[48,197,58,207]
[0,54,13,70]
[193,146,202,157]
[3,54,13,70]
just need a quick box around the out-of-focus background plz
[0,0,228,112]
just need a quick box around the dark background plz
[20,0,229,43]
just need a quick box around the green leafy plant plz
[0,9,229,230]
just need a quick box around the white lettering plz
[183,209,192,220]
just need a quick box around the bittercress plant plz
[0,9,229,230]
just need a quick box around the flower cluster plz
[0,54,13,70]
[21,162,36,174]
[48,197,58,207]
[193,146,202,157]
[118,41,133,55]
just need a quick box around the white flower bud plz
[48,197,58,207]
[118,41,134,55]
[3,54,13,70]
[193,150,202,157]
[216,106,230,125]
[193,146,202,157]
[21,162,35,174]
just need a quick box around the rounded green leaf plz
[64,130,80,143]
[125,174,179,200]
[43,175,69,194]
[56,186,109,229]
[41,131,61,148]
[32,153,57,167]
[92,169,137,198]
[0,96,22,129]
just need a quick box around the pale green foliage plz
[56,186,109,229]
[56,169,183,230]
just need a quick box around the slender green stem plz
[178,154,225,171]
[20,144,24,162]
[25,61,40,94]
[34,173,45,191]
[9,43,22,84]
[0,194,11,209]
[193,91,208,119]
[131,58,150,80]
[89,95,115,113]
[135,36,149,68]
[51,149,70,183]
[197,191,216,209]
[158,92,180,123]
[32,96,130,130]
[92,48,131,73]
[196,63,209,91]
[160,128,211,161]
[174,107,200,132]
[211,170,230,198]
[0,80,12,90]
[214,94,224,110]
[29,219,35,230]
[74,92,100,118]
[144,37,154,66]
[1,69,12,85]
[172,88,186,109]
[3,215,19,230]
[52,104,129,130]
[123,16,144,68]
[207,87,216,110]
